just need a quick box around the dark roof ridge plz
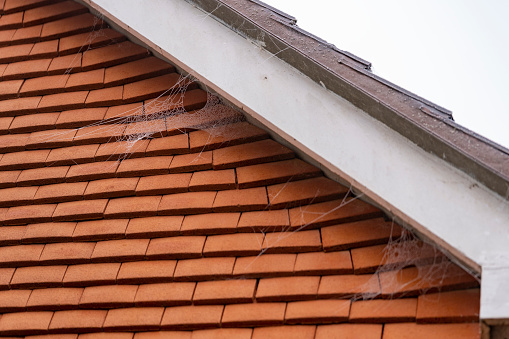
[187,0,509,199]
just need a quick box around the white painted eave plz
[83,0,509,320]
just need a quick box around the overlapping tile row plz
[0,0,481,338]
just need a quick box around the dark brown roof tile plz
[134,282,195,307]
[193,279,256,305]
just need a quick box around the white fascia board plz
[87,0,509,319]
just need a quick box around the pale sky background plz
[263,0,509,149]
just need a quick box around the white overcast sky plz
[263,0,509,148]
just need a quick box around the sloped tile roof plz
[0,0,481,337]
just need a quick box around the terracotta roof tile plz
[38,91,88,112]
[181,212,240,235]
[379,262,479,298]
[63,262,120,287]
[73,124,125,145]
[72,219,128,241]
[95,139,149,161]
[189,121,267,153]
[116,260,176,284]
[233,254,296,278]
[104,56,174,86]
[41,13,105,40]
[3,58,51,80]
[213,139,294,170]
[203,233,263,257]
[56,107,107,128]
[0,78,23,98]
[103,102,142,121]
[123,119,168,139]
[173,257,235,281]
[23,221,76,243]
[91,238,149,262]
[0,186,38,207]
[0,44,33,64]
[351,241,444,274]
[0,133,30,152]
[350,298,417,323]
[17,165,69,186]
[135,332,191,339]
[0,11,23,29]
[222,302,286,327]
[0,149,50,170]
[169,151,212,173]
[0,224,25,245]
[39,241,95,264]
[65,68,104,91]
[104,196,161,218]
[383,323,481,339]
[84,177,138,199]
[80,284,137,308]
[145,89,208,117]
[193,328,252,339]
[59,28,125,56]
[289,198,383,229]
[251,326,316,339]
[318,274,381,298]
[20,74,69,96]
[65,161,119,182]
[103,307,164,331]
[262,230,321,254]
[81,333,133,339]
[11,265,67,288]
[158,191,216,216]
[193,279,255,305]
[0,267,14,289]
[237,209,290,232]
[315,324,383,339]
[0,169,20,188]
[49,309,107,332]
[9,112,59,133]
[134,282,195,307]
[294,251,353,275]
[52,199,108,221]
[286,299,350,324]
[189,169,236,191]
[0,289,31,312]
[0,311,53,335]
[46,144,99,166]
[146,236,205,260]
[29,39,59,59]
[135,173,191,196]
[0,29,16,45]
[85,85,123,107]
[23,1,87,27]
[26,128,76,149]
[82,41,149,72]
[256,276,319,302]
[27,287,83,310]
[161,305,223,330]
[213,187,268,212]
[416,288,480,323]
[0,243,43,266]
[321,218,403,251]
[12,24,44,45]
[4,0,57,14]
[47,53,82,75]
[123,73,194,103]
[145,134,189,156]
[116,156,173,177]
[33,182,87,204]
[4,203,57,225]
[0,96,42,117]
[125,216,183,239]
[0,116,13,133]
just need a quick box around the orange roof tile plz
[0,0,480,337]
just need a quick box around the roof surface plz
[0,0,481,337]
